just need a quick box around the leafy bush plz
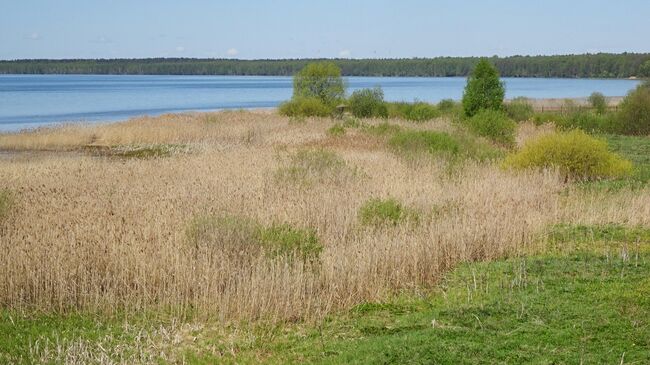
[279,97,333,117]
[348,87,388,118]
[505,97,534,121]
[405,102,440,122]
[386,102,439,122]
[275,149,357,185]
[503,130,633,181]
[466,109,517,147]
[258,224,322,260]
[437,99,457,112]
[554,111,618,134]
[358,198,417,226]
[617,84,650,135]
[327,123,346,137]
[293,62,345,105]
[462,59,505,117]
[389,130,460,158]
[588,92,607,114]
[188,215,322,261]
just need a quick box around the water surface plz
[0,75,640,131]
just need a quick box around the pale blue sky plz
[1,0,649,60]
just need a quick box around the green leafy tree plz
[293,62,345,105]
[348,87,388,118]
[639,60,650,77]
[588,92,607,114]
[618,83,650,135]
[462,59,505,117]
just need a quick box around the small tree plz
[588,92,607,114]
[462,59,505,117]
[348,87,388,118]
[618,83,650,135]
[293,62,345,106]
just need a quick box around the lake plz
[0,75,641,132]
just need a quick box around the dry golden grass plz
[1,111,648,323]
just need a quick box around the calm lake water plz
[0,75,641,131]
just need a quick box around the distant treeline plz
[1,53,649,78]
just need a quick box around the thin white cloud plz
[90,36,113,44]
[339,49,351,58]
[226,48,239,57]
[175,46,185,52]
[25,32,41,40]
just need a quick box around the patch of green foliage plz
[347,87,388,118]
[617,82,650,135]
[462,59,505,117]
[504,97,534,121]
[258,224,322,260]
[0,189,12,220]
[275,149,357,185]
[327,123,346,137]
[503,130,633,181]
[386,102,440,122]
[466,109,517,147]
[580,134,650,191]
[358,198,418,227]
[188,214,322,262]
[388,130,460,158]
[554,110,618,134]
[588,92,607,114]
[547,223,650,247]
[437,99,457,113]
[279,97,333,118]
[292,62,345,106]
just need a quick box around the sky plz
[2,0,650,60]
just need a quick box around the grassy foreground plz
[2,227,649,364]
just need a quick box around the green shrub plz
[466,109,517,147]
[358,198,417,226]
[258,224,322,260]
[437,99,457,112]
[503,130,633,181]
[505,97,534,121]
[405,102,440,122]
[617,84,650,135]
[588,92,607,114]
[348,87,388,118]
[292,61,345,105]
[0,189,12,220]
[462,59,505,117]
[327,123,346,137]
[389,130,460,158]
[386,102,439,122]
[275,149,357,185]
[279,97,333,118]
[639,60,650,77]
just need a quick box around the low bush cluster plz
[348,87,388,118]
[388,130,460,158]
[387,102,440,122]
[465,109,517,147]
[617,83,650,135]
[279,97,333,118]
[503,130,633,181]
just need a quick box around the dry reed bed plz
[0,111,648,322]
